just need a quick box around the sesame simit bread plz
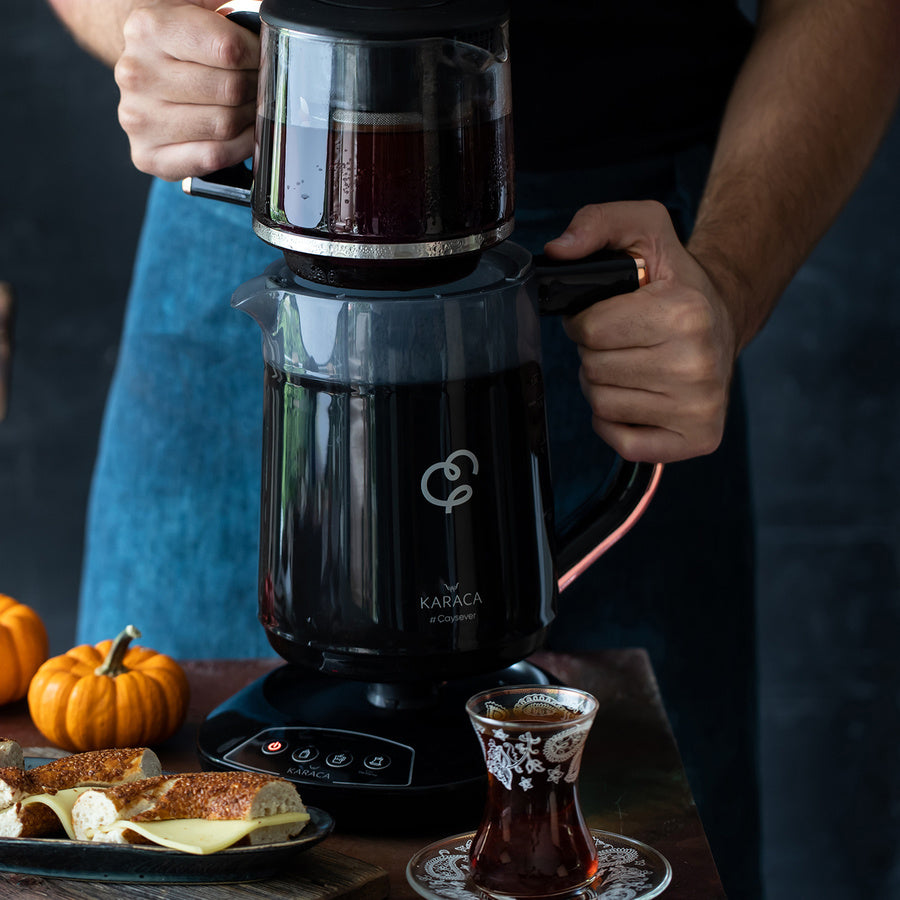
[71,771,309,853]
[0,747,162,838]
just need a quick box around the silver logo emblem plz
[421,450,479,513]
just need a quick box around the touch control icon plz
[291,746,320,763]
[326,752,353,768]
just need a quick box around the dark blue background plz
[1,4,897,896]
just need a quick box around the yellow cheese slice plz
[21,787,90,839]
[96,811,311,855]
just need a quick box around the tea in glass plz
[466,685,600,898]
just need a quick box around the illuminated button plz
[262,739,287,755]
[364,754,391,771]
[325,752,353,769]
[291,746,320,764]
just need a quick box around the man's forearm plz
[688,0,900,354]
[46,0,140,66]
[46,0,222,67]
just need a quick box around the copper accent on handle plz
[557,462,663,592]
[214,1,263,21]
[633,256,648,286]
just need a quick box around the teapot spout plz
[230,264,345,378]
[230,272,279,335]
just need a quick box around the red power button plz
[262,739,286,755]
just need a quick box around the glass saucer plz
[406,829,672,900]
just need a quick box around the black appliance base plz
[197,661,552,832]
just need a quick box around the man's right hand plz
[114,0,260,180]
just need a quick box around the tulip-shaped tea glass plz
[465,685,600,898]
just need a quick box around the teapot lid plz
[261,0,509,40]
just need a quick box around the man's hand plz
[543,201,740,465]
[115,0,260,180]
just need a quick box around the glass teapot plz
[187,0,514,287]
[232,242,661,683]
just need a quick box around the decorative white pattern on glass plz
[474,691,592,789]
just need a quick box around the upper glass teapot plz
[187,0,514,287]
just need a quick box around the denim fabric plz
[78,147,759,896]
[77,183,281,658]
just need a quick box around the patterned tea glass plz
[465,685,600,899]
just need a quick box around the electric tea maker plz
[188,0,662,825]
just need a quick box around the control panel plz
[223,726,415,788]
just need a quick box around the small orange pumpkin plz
[0,594,49,706]
[27,625,190,752]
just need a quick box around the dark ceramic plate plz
[1,760,334,883]
[0,806,333,883]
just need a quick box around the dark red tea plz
[253,113,514,243]
[469,783,599,898]
[468,701,599,898]
[257,363,556,682]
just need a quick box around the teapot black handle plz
[534,248,647,316]
[534,249,663,591]
[181,1,262,206]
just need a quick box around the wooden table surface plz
[0,650,726,899]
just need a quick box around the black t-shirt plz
[510,1,754,170]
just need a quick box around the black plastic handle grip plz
[181,2,262,205]
[532,247,661,591]
[534,248,646,316]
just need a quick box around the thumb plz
[543,200,676,261]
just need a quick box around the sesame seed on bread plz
[72,771,308,847]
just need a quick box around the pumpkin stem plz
[95,625,142,678]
